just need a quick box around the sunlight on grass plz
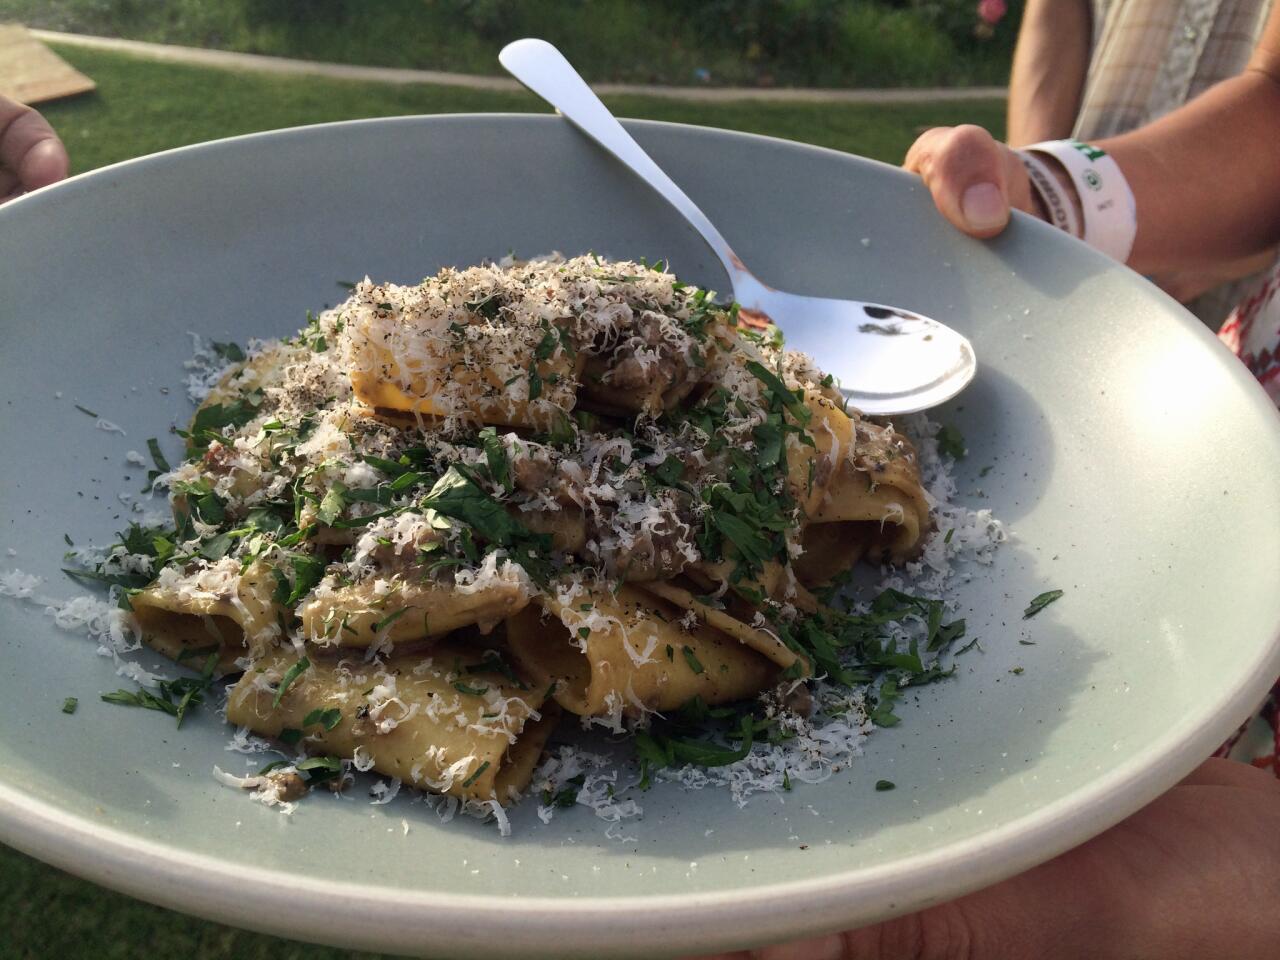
[8,0,1019,88]
[40,46,1005,177]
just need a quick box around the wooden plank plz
[0,24,96,105]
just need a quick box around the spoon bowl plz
[499,37,977,415]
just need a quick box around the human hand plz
[903,125,1043,240]
[686,758,1280,959]
[1,94,69,203]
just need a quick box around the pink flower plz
[977,0,1007,25]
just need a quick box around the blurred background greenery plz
[3,0,1022,87]
[34,44,1007,177]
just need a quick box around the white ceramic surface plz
[1,116,1278,959]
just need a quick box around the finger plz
[839,847,1130,960]
[20,136,69,189]
[1178,756,1280,792]
[753,934,846,960]
[0,95,69,194]
[904,124,1012,239]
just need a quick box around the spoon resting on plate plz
[498,38,976,416]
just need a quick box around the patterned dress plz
[1065,0,1280,772]
[1214,268,1280,773]
[1076,0,1277,327]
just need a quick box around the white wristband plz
[1019,150,1082,240]
[1023,139,1137,263]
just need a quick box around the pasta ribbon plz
[117,256,939,813]
[226,643,556,803]
[131,559,279,666]
[299,573,532,648]
[506,584,777,718]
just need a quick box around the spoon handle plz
[499,38,745,286]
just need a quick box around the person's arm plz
[905,4,1280,278]
[0,95,69,203]
[1006,0,1092,147]
[1103,42,1280,275]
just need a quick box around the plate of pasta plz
[1,115,1278,960]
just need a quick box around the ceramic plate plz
[1,116,1278,959]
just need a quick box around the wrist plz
[1019,150,1083,235]
[1020,139,1137,262]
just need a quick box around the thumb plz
[0,96,70,195]
[19,136,69,191]
[904,125,1015,239]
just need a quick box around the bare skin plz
[902,4,1280,286]
[1003,0,1279,301]
[1005,0,1091,147]
[0,94,69,203]
[685,759,1280,960]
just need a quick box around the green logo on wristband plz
[1070,140,1107,161]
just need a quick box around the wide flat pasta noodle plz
[299,573,532,648]
[226,642,557,804]
[116,256,941,820]
[810,450,930,566]
[786,390,858,519]
[345,294,583,431]
[130,558,279,665]
[506,584,777,718]
[578,322,724,417]
[792,522,868,588]
[200,340,308,410]
[634,578,801,673]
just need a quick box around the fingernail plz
[961,182,1006,232]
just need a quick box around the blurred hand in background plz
[686,758,1280,960]
[1,94,69,203]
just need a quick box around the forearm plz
[1006,0,1091,146]
[1103,67,1280,274]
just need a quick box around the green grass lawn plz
[39,46,1006,178]
[5,0,1021,88]
[7,44,1005,960]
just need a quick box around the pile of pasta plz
[130,256,930,808]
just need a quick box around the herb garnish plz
[142,437,171,492]
[302,707,342,731]
[179,390,263,455]
[272,553,325,606]
[420,467,553,583]
[373,607,409,633]
[461,760,491,788]
[294,755,344,786]
[542,773,585,809]
[1023,590,1064,619]
[936,425,967,460]
[272,656,311,707]
[478,427,513,494]
[101,651,218,729]
[210,340,246,363]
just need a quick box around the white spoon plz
[499,38,976,416]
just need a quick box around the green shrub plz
[0,0,1022,87]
